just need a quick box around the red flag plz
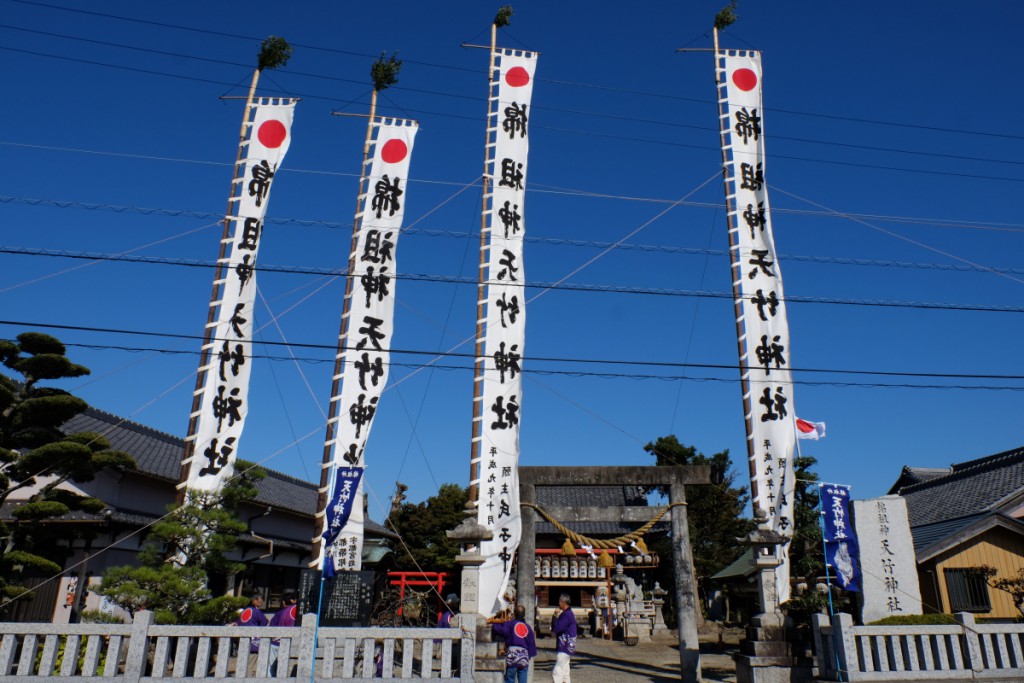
[796,418,826,440]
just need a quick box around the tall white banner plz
[186,99,296,493]
[321,119,418,575]
[476,50,537,615]
[718,52,795,603]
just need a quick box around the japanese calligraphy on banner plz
[321,119,418,573]
[321,467,364,578]
[819,484,861,591]
[476,49,537,616]
[186,99,296,493]
[718,52,795,602]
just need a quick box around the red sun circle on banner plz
[240,608,253,623]
[381,139,408,163]
[732,68,757,92]
[258,120,288,148]
[505,66,530,87]
[514,622,530,638]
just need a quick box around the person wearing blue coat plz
[492,604,538,683]
[551,594,577,683]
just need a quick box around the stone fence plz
[0,611,475,682]
[813,612,1024,681]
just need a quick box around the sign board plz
[297,569,322,618]
[852,495,922,623]
[320,571,375,626]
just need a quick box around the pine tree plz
[0,332,136,612]
[387,483,468,572]
[643,435,754,580]
[99,460,266,624]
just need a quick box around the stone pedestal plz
[624,600,652,642]
[734,530,811,683]
[447,504,503,683]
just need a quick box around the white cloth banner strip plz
[322,119,418,573]
[719,52,795,603]
[477,49,536,615]
[187,100,296,494]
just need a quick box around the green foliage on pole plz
[257,36,292,72]
[0,332,136,615]
[714,2,738,31]
[371,51,403,92]
[100,460,266,624]
[494,5,514,28]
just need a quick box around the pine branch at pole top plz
[176,67,261,501]
[712,26,760,518]
[467,21,500,512]
[310,88,379,568]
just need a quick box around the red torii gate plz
[387,571,451,620]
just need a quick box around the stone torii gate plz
[517,465,711,683]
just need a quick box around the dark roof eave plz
[915,512,1024,564]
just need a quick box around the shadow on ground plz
[530,634,740,682]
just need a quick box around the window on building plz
[944,568,992,613]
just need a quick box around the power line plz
[44,342,1024,391]
[10,0,1024,142]
[3,246,1023,313]
[4,38,1019,184]
[4,320,1024,385]
[6,202,1024,274]
[3,48,1024,182]
[6,190,1024,235]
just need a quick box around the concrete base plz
[735,611,811,683]
[735,656,813,683]
[623,617,653,643]
[473,638,505,683]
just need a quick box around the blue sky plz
[2,0,1023,522]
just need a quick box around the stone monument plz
[851,495,922,624]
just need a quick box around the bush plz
[80,608,125,624]
[869,613,957,626]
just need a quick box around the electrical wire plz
[7,189,1024,236]
[6,328,1024,385]
[9,0,1024,142]
[4,247,1023,314]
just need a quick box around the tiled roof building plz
[890,447,1024,619]
[4,406,395,622]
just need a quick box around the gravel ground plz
[527,629,741,683]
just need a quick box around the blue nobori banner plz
[820,483,862,592]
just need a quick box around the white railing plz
[813,612,1024,681]
[0,611,475,682]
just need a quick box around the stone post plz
[955,612,982,673]
[831,612,857,681]
[124,610,154,683]
[669,482,702,683]
[516,482,537,630]
[296,612,318,682]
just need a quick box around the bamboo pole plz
[177,68,262,500]
[309,89,379,567]
[467,22,499,511]
[712,28,760,516]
